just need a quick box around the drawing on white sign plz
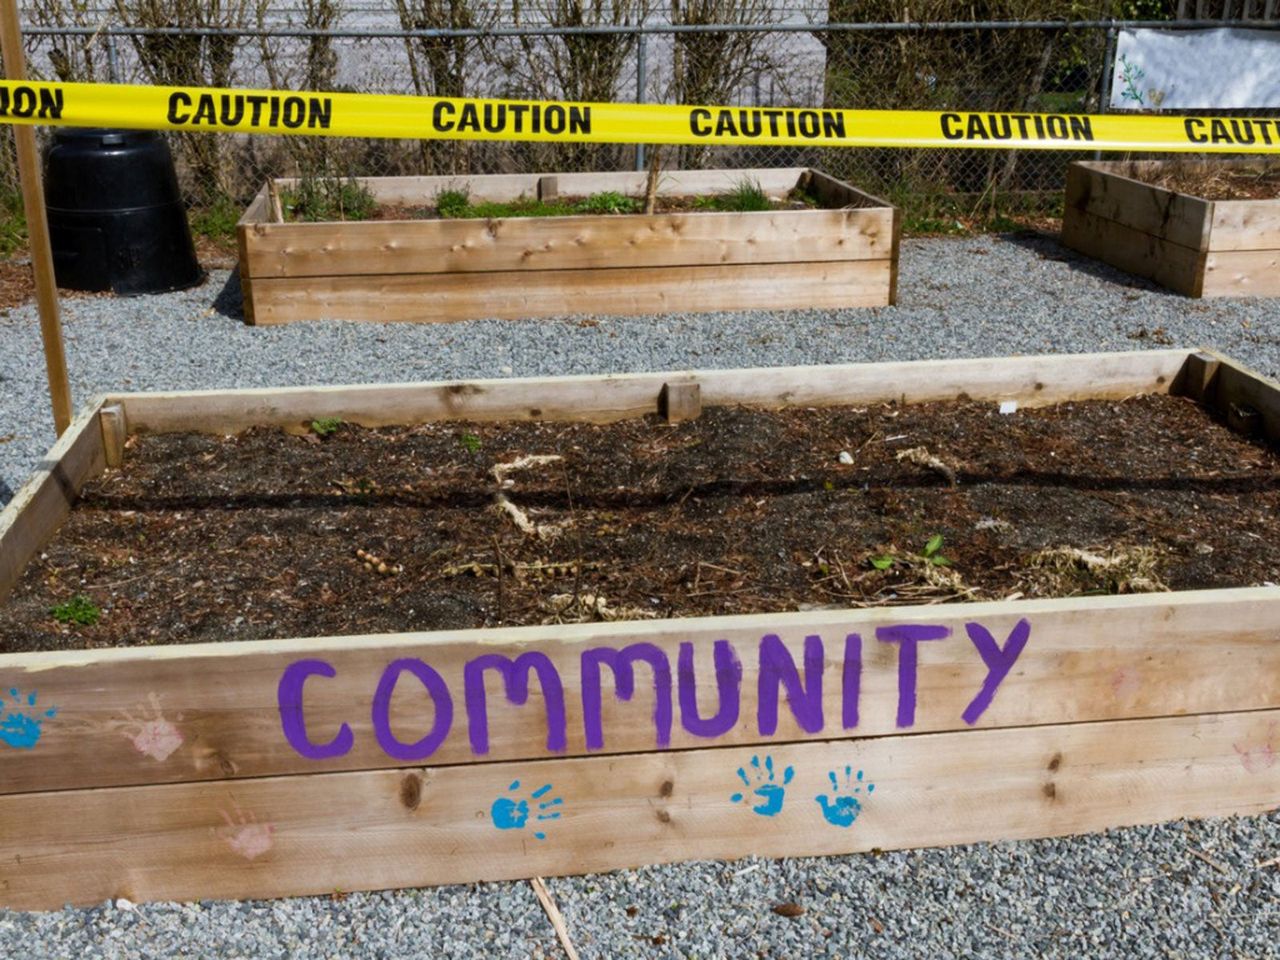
[1111,28,1280,111]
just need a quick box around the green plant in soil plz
[715,177,772,212]
[434,188,472,219]
[283,176,377,222]
[919,534,951,566]
[870,535,951,571]
[459,432,482,453]
[691,178,775,213]
[310,417,345,437]
[50,595,100,626]
[571,191,640,215]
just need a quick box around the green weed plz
[434,187,472,219]
[715,178,772,212]
[572,191,640,215]
[310,417,345,437]
[283,176,376,222]
[50,595,101,626]
[459,433,482,453]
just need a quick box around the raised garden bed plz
[235,168,899,324]
[1062,159,1280,298]
[1,349,1279,909]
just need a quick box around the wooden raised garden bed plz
[235,168,898,324]
[1062,159,1280,298]
[2,349,1280,909]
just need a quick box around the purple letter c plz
[278,659,354,760]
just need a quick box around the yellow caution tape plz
[2,79,1279,152]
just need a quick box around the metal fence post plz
[1095,20,1118,161]
[634,30,647,172]
[105,31,120,82]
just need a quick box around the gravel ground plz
[2,231,1280,958]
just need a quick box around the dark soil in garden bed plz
[3,394,1279,653]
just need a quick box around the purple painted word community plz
[277,619,1030,762]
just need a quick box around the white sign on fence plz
[1110,27,1280,111]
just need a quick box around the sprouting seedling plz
[869,555,894,571]
[921,534,951,566]
[310,417,344,437]
[459,433,482,453]
[50,595,100,626]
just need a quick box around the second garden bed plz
[236,168,899,324]
[1062,158,1280,298]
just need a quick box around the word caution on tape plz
[2,79,1280,152]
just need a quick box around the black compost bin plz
[43,128,203,295]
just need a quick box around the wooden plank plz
[239,208,893,280]
[235,184,271,228]
[111,350,1193,435]
[1171,350,1221,403]
[243,259,893,325]
[4,587,1280,795]
[1208,199,1280,253]
[98,403,126,468]
[1202,352,1280,444]
[1066,162,1214,251]
[2,708,1276,909]
[1061,206,1207,297]
[888,203,902,305]
[1200,249,1280,298]
[0,401,106,600]
[659,381,701,422]
[804,169,892,211]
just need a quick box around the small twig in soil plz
[530,877,581,960]
[492,536,505,624]
[1189,848,1230,875]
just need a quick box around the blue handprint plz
[730,754,794,817]
[815,766,875,828]
[0,688,57,751]
[490,780,563,841]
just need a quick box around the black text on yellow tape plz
[2,79,1280,154]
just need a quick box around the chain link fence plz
[1,2,1277,247]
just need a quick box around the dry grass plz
[1019,545,1168,597]
[1128,158,1280,202]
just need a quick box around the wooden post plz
[0,0,73,435]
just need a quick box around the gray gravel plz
[3,232,1280,957]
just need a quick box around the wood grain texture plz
[1061,206,1206,296]
[111,349,1193,436]
[1203,352,1280,443]
[0,402,106,599]
[1066,162,1213,251]
[242,259,893,325]
[1201,249,1280,299]
[1209,199,1280,253]
[3,588,1279,795]
[240,208,894,280]
[2,708,1276,909]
